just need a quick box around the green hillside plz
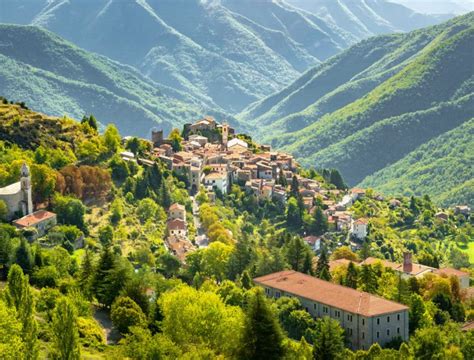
[360,119,474,207]
[0,0,447,113]
[0,24,235,137]
[240,13,474,205]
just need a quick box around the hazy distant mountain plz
[286,0,452,39]
[0,0,450,113]
[0,24,237,137]
[391,0,474,15]
[238,13,474,204]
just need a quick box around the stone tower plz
[20,163,33,216]
[151,129,164,147]
[222,123,229,148]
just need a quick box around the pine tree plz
[51,298,80,360]
[287,197,303,228]
[345,262,358,289]
[15,239,34,275]
[312,317,345,360]
[240,270,253,290]
[315,247,330,280]
[302,251,314,275]
[92,247,115,306]
[290,175,299,197]
[312,207,328,236]
[227,236,253,280]
[159,181,171,209]
[241,289,285,359]
[5,265,38,360]
[329,169,346,190]
[78,249,94,299]
[359,265,378,294]
[285,237,306,272]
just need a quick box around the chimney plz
[403,252,413,273]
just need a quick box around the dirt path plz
[93,306,121,345]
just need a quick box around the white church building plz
[0,163,33,220]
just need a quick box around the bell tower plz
[222,123,229,149]
[20,163,33,216]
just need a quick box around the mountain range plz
[0,0,449,113]
[0,24,232,136]
[239,12,473,206]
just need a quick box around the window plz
[362,319,365,326]
[397,327,400,334]
[387,329,390,336]
[362,332,365,339]
[276,291,281,299]
[377,332,380,338]
[323,306,328,314]
[377,318,380,325]
[313,304,317,310]
[347,314,353,322]
[387,316,390,323]
[348,328,353,336]
[335,310,340,317]
[397,314,400,321]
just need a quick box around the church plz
[0,162,33,220]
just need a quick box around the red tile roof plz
[167,219,186,231]
[13,210,56,228]
[434,267,470,278]
[169,203,185,211]
[254,270,408,317]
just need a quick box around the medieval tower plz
[20,163,33,216]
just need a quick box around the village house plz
[362,253,471,288]
[167,218,187,237]
[255,271,409,350]
[454,205,471,216]
[303,235,321,252]
[166,235,195,263]
[13,210,57,239]
[351,218,368,239]
[169,203,186,222]
[204,172,228,195]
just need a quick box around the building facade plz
[254,271,409,350]
[0,163,33,219]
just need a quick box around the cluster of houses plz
[165,203,195,263]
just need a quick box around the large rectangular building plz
[254,270,409,350]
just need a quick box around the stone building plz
[254,270,409,350]
[0,163,33,220]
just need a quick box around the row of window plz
[376,314,401,325]
[376,328,401,338]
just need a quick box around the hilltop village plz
[119,117,370,262]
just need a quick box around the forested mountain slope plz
[0,25,235,137]
[239,13,474,204]
[360,118,474,207]
[0,0,448,113]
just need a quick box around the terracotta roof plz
[329,259,353,271]
[351,188,366,194]
[167,219,186,231]
[362,257,434,276]
[354,218,369,225]
[254,271,408,317]
[169,203,185,211]
[462,321,474,331]
[13,210,56,227]
[205,172,226,180]
[303,235,321,246]
[434,267,470,278]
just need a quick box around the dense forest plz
[239,13,474,206]
[0,102,472,359]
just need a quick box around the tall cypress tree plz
[79,249,95,300]
[360,265,378,294]
[15,239,34,275]
[52,298,80,360]
[92,246,115,306]
[345,262,358,289]
[240,289,285,360]
[312,207,328,235]
[315,247,330,280]
[5,265,38,360]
